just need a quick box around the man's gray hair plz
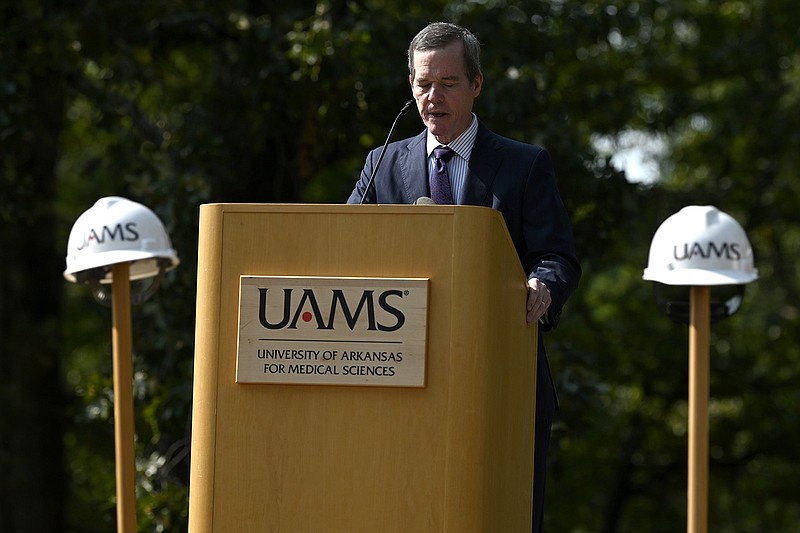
[408,22,482,82]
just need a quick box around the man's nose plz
[429,84,445,103]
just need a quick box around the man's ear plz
[472,72,484,98]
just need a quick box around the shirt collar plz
[426,114,478,160]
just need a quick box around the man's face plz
[409,41,483,145]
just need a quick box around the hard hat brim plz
[643,267,758,286]
[64,250,179,283]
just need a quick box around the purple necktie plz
[430,146,456,204]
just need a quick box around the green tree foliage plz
[2,0,799,531]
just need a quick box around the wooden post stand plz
[111,262,137,533]
[687,286,710,533]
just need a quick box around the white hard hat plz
[64,196,180,283]
[642,205,758,286]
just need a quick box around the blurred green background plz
[2,1,799,531]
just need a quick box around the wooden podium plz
[188,204,538,532]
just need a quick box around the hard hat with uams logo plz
[64,196,180,283]
[643,205,758,286]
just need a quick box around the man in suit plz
[347,22,581,532]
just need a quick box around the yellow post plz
[111,262,137,533]
[687,286,710,533]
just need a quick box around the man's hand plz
[526,278,551,326]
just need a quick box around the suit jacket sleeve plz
[519,148,581,331]
[347,148,380,204]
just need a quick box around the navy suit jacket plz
[347,120,581,412]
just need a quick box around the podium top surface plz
[198,202,524,281]
[201,202,498,216]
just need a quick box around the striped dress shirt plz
[426,114,479,205]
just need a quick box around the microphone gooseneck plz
[360,100,416,205]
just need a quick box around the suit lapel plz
[393,123,502,205]
[400,131,429,202]
[463,123,503,206]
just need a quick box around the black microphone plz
[360,99,416,204]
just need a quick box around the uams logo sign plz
[256,287,407,332]
[76,222,140,250]
[236,276,429,387]
[673,242,742,262]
